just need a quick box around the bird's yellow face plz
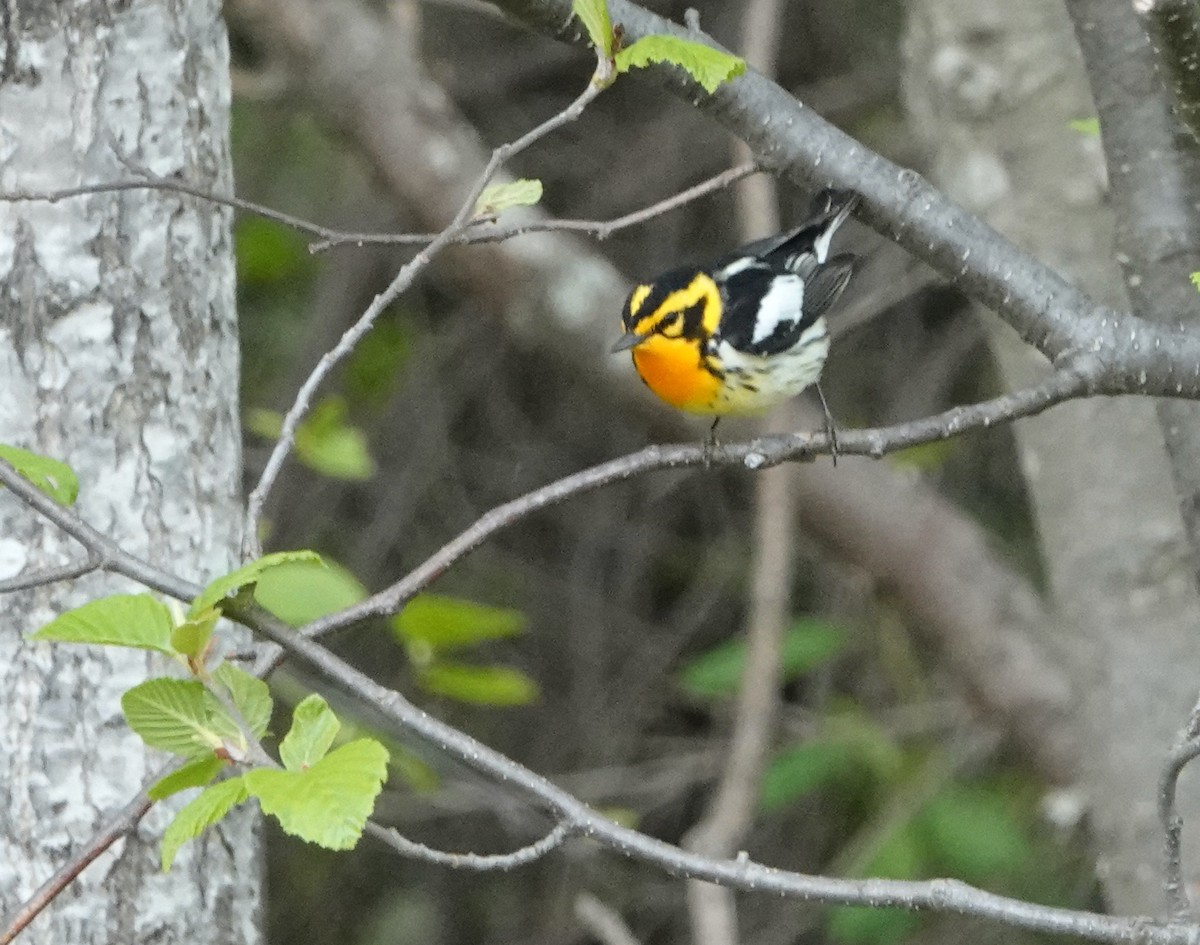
[617,271,724,413]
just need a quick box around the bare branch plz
[0,552,103,593]
[365,820,575,870]
[1159,696,1200,919]
[0,767,169,945]
[307,162,760,251]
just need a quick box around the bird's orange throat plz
[631,335,721,414]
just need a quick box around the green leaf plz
[419,661,540,706]
[189,550,323,617]
[161,777,249,870]
[1190,271,1200,293]
[614,36,745,94]
[917,785,1033,881]
[828,827,925,945]
[253,557,366,627]
[0,444,79,505]
[235,217,311,287]
[1069,117,1101,137]
[294,398,375,482]
[149,756,225,801]
[392,594,526,656]
[680,619,847,698]
[121,678,241,759]
[759,741,858,812]
[32,594,175,654]
[244,739,389,850]
[212,663,273,739]
[278,694,341,771]
[171,608,219,659]
[475,179,544,216]
[887,438,956,472]
[244,407,284,440]
[572,0,613,56]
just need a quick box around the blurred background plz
[222,0,1100,942]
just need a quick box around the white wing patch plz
[750,274,805,345]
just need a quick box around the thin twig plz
[1159,695,1200,919]
[0,767,172,945]
[0,177,354,244]
[365,820,575,870]
[241,52,609,557]
[308,162,760,251]
[0,552,103,593]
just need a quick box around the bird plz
[612,188,859,456]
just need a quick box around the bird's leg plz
[703,417,721,468]
[815,383,839,466]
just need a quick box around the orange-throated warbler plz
[613,188,859,454]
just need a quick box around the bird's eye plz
[657,311,681,334]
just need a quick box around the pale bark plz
[903,0,1200,912]
[0,2,260,941]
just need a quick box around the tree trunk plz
[0,2,260,941]
[903,0,1200,913]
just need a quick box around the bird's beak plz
[611,331,647,353]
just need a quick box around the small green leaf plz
[33,594,175,654]
[0,444,79,505]
[572,0,613,56]
[680,619,847,698]
[828,827,925,945]
[294,398,375,481]
[244,739,389,850]
[392,594,526,654]
[1069,117,1101,137]
[1190,271,1200,293]
[759,741,858,812]
[279,694,341,771]
[122,678,241,759]
[614,36,745,94]
[475,179,544,216]
[149,756,225,801]
[171,608,219,659]
[246,401,374,481]
[917,785,1033,881]
[419,661,540,706]
[190,550,323,617]
[245,407,284,440]
[161,777,249,870]
[887,438,956,472]
[253,557,366,627]
[212,663,273,739]
[236,217,311,287]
